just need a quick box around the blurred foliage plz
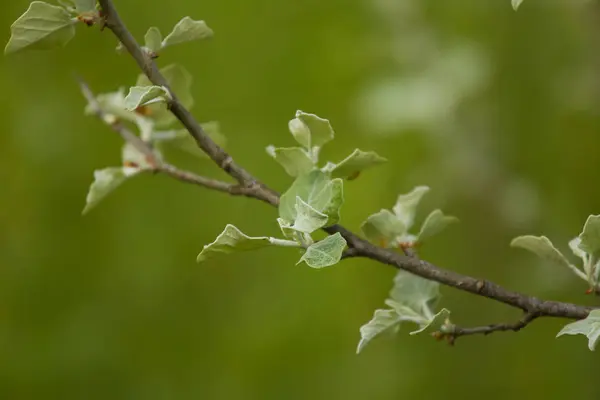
[1,0,600,398]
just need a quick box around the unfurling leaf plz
[360,209,406,247]
[124,86,170,110]
[279,170,344,227]
[417,209,458,242]
[330,149,387,180]
[288,111,334,151]
[298,233,346,268]
[162,17,213,49]
[356,309,402,354]
[136,64,193,127]
[578,215,600,257]
[392,186,430,229]
[197,225,273,262]
[510,235,573,271]
[266,146,315,177]
[409,308,451,335]
[556,310,600,351]
[82,167,140,214]
[144,27,163,53]
[5,2,77,55]
[290,197,328,234]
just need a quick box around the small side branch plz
[438,312,539,345]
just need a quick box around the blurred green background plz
[1,0,599,398]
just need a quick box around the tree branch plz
[96,0,597,337]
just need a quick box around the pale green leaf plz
[578,215,600,257]
[279,170,344,226]
[556,310,600,351]
[162,17,213,49]
[150,122,225,158]
[124,85,170,110]
[392,186,430,229]
[121,143,160,169]
[289,111,334,150]
[388,270,440,317]
[266,146,315,177]
[144,27,162,53]
[83,167,140,215]
[511,235,573,271]
[512,0,523,11]
[197,224,274,262]
[569,237,588,263]
[84,87,136,123]
[356,309,402,354]
[75,0,96,13]
[330,149,387,180]
[291,197,328,234]
[136,64,193,127]
[297,233,346,268]
[360,209,406,247]
[5,1,77,55]
[417,209,458,242]
[409,308,451,335]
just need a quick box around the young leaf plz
[5,1,77,55]
[291,197,328,234]
[279,170,344,226]
[409,308,451,335]
[388,270,440,317]
[556,310,600,351]
[151,122,225,158]
[266,146,315,177]
[84,87,136,123]
[82,167,140,215]
[510,236,576,272]
[569,237,588,262]
[144,27,163,53]
[356,309,402,354]
[136,64,193,127]
[578,215,600,257]
[75,0,97,13]
[330,149,387,180]
[162,17,213,49]
[288,111,334,151]
[360,209,406,247]
[511,0,523,10]
[124,86,170,110]
[121,143,159,169]
[297,233,346,268]
[197,224,274,262]
[417,209,458,242]
[392,186,430,229]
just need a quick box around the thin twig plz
[438,312,539,345]
[96,0,597,336]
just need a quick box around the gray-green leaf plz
[75,0,97,13]
[417,209,458,242]
[279,170,344,226]
[124,86,170,110]
[5,1,77,55]
[162,17,213,49]
[291,197,328,234]
[144,27,162,53]
[511,0,523,11]
[392,186,430,229]
[356,309,402,354]
[510,235,574,271]
[578,215,600,257]
[197,224,274,262]
[409,308,451,335]
[82,167,140,215]
[288,111,334,150]
[556,310,600,351]
[297,233,346,268]
[330,149,387,180]
[360,209,406,247]
[266,146,315,177]
[389,270,440,317]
